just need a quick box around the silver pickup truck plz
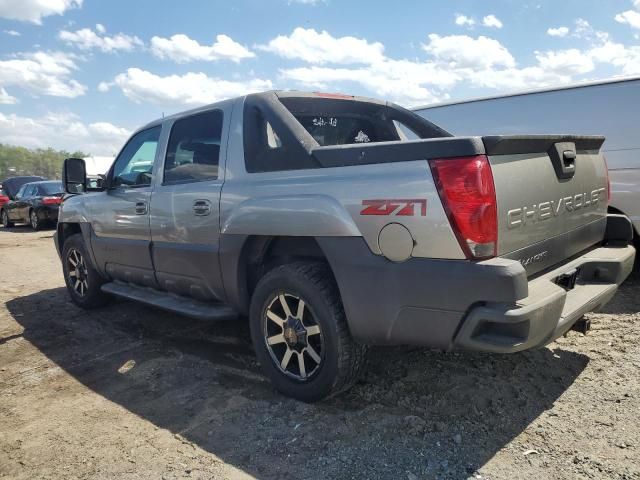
[56,91,635,401]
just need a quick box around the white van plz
[414,77,640,242]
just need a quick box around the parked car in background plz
[0,187,9,209]
[413,76,640,246]
[1,180,63,230]
[56,90,634,401]
[0,176,45,201]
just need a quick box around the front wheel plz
[62,233,110,309]
[1,209,13,228]
[249,262,367,402]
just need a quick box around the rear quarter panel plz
[221,97,464,260]
[220,161,465,260]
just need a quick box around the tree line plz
[0,144,87,180]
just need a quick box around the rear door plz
[149,107,228,301]
[8,184,31,221]
[88,126,162,287]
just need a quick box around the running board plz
[101,281,237,321]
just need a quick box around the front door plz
[89,125,162,287]
[149,109,227,301]
[8,184,32,222]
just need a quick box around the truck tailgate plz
[485,135,608,276]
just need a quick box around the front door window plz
[111,126,161,187]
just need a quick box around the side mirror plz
[62,158,87,194]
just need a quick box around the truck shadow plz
[6,288,589,479]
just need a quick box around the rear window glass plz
[39,182,63,195]
[243,94,451,173]
[293,115,395,146]
[279,96,443,147]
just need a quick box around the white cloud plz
[150,34,254,63]
[258,27,385,65]
[422,34,515,69]
[280,61,456,106]
[589,40,640,74]
[0,0,82,24]
[466,66,572,91]
[455,14,475,27]
[482,15,503,29]
[278,31,581,106]
[547,27,569,37]
[95,23,105,34]
[0,87,17,104]
[59,26,143,53]
[3,29,20,36]
[615,10,640,29]
[0,112,129,156]
[535,49,594,75]
[573,18,593,38]
[0,51,86,99]
[101,68,273,107]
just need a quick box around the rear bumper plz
[318,215,635,352]
[36,205,59,221]
[453,244,634,352]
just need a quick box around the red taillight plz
[313,91,353,99]
[0,195,8,205]
[429,155,497,259]
[42,196,62,205]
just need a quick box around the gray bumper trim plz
[454,244,635,353]
[317,216,635,351]
[317,237,529,348]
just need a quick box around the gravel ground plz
[0,228,638,480]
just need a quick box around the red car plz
[0,189,8,209]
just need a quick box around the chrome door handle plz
[193,199,211,216]
[135,202,148,215]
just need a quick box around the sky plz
[0,0,640,156]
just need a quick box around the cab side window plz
[164,110,223,184]
[111,126,161,188]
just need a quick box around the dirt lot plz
[0,228,638,480]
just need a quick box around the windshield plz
[39,182,63,195]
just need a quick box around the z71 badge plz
[360,199,427,216]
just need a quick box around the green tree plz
[0,144,88,180]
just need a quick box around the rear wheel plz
[29,209,42,231]
[249,262,367,402]
[1,209,13,228]
[62,233,110,308]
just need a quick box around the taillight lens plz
[42,196,62,205]
[429,155,497,259]
[0,195,8,204]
